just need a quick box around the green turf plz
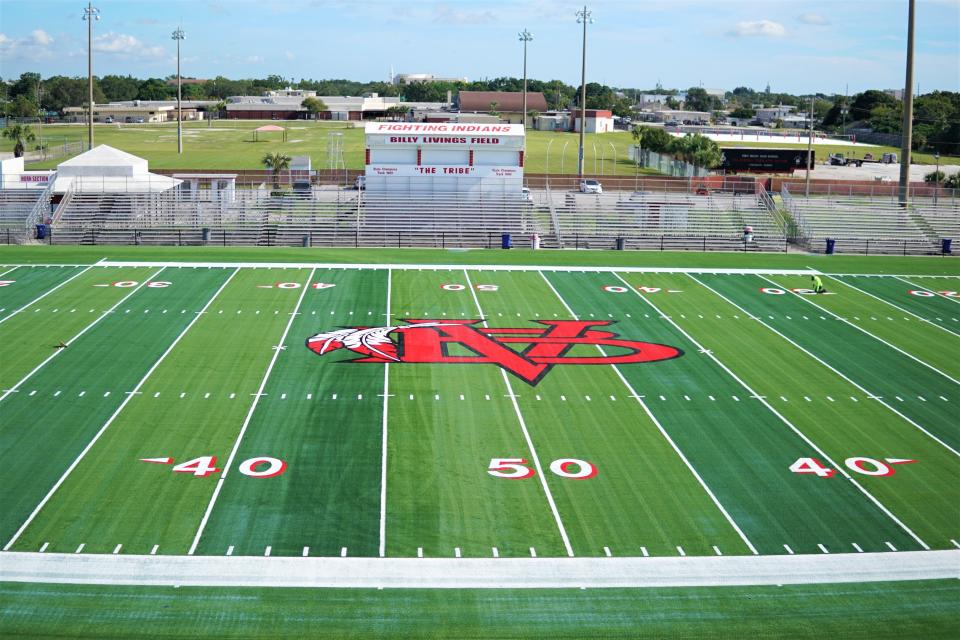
[2,245,960,275]
[830,275,960,338]
[193,268,387,558]
[2,581,958,640]
[633,273,960,548]
[0,265,86,321]
[0,267,234,548]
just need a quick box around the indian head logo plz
[306,319,682,386]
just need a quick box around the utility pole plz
[898,0,916,206]
[805,94,814,197]
[519,29,532,129]
[842,83,848,137]
[172,27,185,154]
[83,2,100,150]
[576,6,592,177]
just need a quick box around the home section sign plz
[306,319,683,386]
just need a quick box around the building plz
[650,109,711,125]
[224,91,400,120]
[456,91,548,125]
[393,73,468,85]
[573,109,614,133]
[63,100,214,123]
[754,105,796,125]
[363,121,524,193]
[533,112,571,131]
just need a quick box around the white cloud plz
[93,31,165,58]
[727,20,787,38]
[798,13,829,26]
[284,50,295,60]
[246,55,263,63]
[0,33,10,47]
[432,4,497,25]
[31,29,53,46]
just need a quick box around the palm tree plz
[488,101,500,116]
[2,123,37,158]
[262,152,292,190]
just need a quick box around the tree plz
[2,123,37,157]
[683,87,716,113]
[137,78,172,101]
[924,170,945,184]
[385,104,410,121]
[488,101,499,116]
[262,151,292,190]
[632,126,673,153]
[301,96,328,119]
[668,133,722,169]
[730,105,755,120]
[100,75,140,102]
[7,95,39,118]
[849,90,897,121]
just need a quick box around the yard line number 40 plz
[790,456,915,478]
[140,456,286,478]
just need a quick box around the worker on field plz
[812,274,826,294]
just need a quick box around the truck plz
[828,152,897,167]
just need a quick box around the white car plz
[521,187,533,203]
[579,179,602,194]
[355,175,366,190]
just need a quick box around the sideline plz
[0,550,956,588]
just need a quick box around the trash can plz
[35,224,47,240]
[942,238,953,255]
[501,233,512,249]
[615,237,626,251]
[530,233,540,250]
[202,227,211,244]
[825,238,836,255]
[302,235,310,248]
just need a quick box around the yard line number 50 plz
[488,457,597,480]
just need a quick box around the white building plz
[363,122,524,193]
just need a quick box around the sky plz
[1,0,958,95]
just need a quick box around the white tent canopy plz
[53,145,181,193]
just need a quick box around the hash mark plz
[917,396,927,402]
[39,542,49,553]
[230,393,236,399]
[103,391,110,397]
[817,544,829,554]
[332,394,337,400]
[940,396,949,401]
[264,546,272,557]
[585,395,591,401]
[417,547,423,558]
[204,392,211,399]
[302,547,310,557]
[609,395,616,401]
[708,395,715,401]
[153,392,160,398]
[492,547,499,558]
[455,547,462,558]
[827,396,835,402]
[560,395,566,401]
[180,392,186,398]
[604,546,612,557]
[852,543,863,553]
[53,390,61,397]
[951,539,960,549]
[226,546,234,556]
[75,543,85,554]
[732,395,740,402]
[529,547,537,558]
[713,546,722,556]
[112,544,123,555]
[885,541,897,551]
[676,546,686,557]
[640,547,649,557]
[340,547,347,557]
[784,544,794,555]
[307,393,312,400]
[79,391,86,397]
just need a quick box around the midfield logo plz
[306,319,682,385]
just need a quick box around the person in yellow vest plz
[812,275,826,294]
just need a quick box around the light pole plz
[576,6,592,177]
[898,0,916,206]
[560,140,570,175]
[545,138,555,189]
[804,94,814,197]
[519,29,532,129]
[934,152,940,204]
[82,2,100,150]
[172,27,185,154]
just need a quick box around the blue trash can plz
[501,233,512,249]
[942,238,952,255]
[825,238,836,255]
[35,224,47,240]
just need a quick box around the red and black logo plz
[306,319,682,386]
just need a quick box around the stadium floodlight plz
[518,29,533,130]
[575,6,593,177]
[82,2,100,150]
[172,27,185,155]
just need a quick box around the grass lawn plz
[7,121,956,173]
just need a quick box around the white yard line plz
[2,268,239,552]
[760,275,960,386]
[689,274,959,460]
[829,276,960,338]
[379,268,391,558]
[0,267,166,405]
[614,272,929,551]
[892,275,960,305]
[188,268,316,555]
[0,266,18,278]
[0,264,96,325]
[96,259,817,276]
[539,271,759,556]
[0,549,955,588]
[463,269,574,557]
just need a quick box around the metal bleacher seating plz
[44,182,785,252]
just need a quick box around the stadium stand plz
[782,185,956,254]
[43,180,785,251]
[0,185,51,243]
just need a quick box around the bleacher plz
[0,188,49,244]
[44,183,784,251]
[784,189,955,255]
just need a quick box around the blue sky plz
[1,0,958,94]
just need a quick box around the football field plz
[2,256,958,569]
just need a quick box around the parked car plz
[134,117,145,123]
[104,116,114,124]
[355,175,366,190]
[579,179,602,194]
[521,187,533,203]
